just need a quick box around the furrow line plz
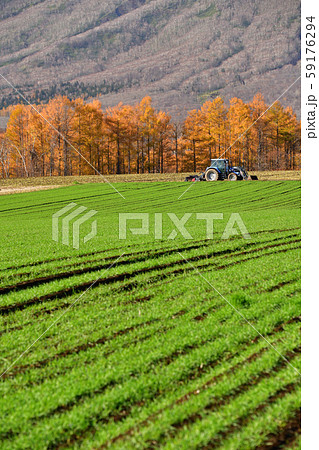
[143,350,300,448]
[0,239,300,317]
[0,233,299,294]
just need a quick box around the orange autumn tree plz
[266,102,300,170]
[248,94,272,170]
[139,96,155,173]
[201,98,228,158]
[105,103,136,174]
[154,110,172,173]
[0,132,10,178]
[5,104,31,177]
[227,98,252,167]
[182,109,203,172]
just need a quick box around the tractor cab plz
[204,159,229,181]
[209,159,229,177]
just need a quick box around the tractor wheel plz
[228,173,238,181]
[205,169,219,181]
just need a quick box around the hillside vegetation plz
[0,0,301,113]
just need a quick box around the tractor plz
[185,159,258,182]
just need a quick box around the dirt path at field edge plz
[0,185,61,195]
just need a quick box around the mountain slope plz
[0,0,301,114]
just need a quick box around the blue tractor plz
[185,159,257,182]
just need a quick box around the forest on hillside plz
[0,94,301,179]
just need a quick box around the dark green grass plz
[0,181,300,449]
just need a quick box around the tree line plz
[0,93,301,178]
[0,80,128,110]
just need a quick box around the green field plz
[0,181,301,449]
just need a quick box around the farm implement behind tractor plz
[185,159,258,182]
